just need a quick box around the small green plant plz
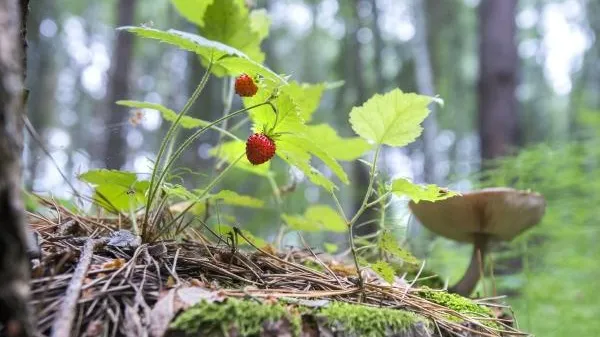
[77,0,457,283]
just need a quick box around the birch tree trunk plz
[0,0,32,335]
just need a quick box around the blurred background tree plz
[23,0,600,335]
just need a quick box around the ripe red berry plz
[235,74,258,97]
[246,133,276,165]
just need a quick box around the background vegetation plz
[25,0,600,335]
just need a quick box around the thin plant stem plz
[143,61,213,235]
[345,144,382,286]
[157,153,245,240]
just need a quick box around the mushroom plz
[408,187,546,296]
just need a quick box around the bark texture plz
[104,0,136,169]
[477,0,520,161]
[0,0,32,335]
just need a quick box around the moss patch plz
[417,288,493,317]
[171,298,301,336]
[319,302,428,337]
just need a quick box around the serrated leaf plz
[210,190,264,208]
[282,205,346,233]
[249,9,270,40]
[171,0,214,27]
[163,183,197,200]
[371,260,396,283]
[116,100,209,129]
[276,138,336,192]
[379,231,419,265]
[209,140,271,176]
[119,26,280,80]
[349,89,438,146]
[280,81,329,122]
[391,178,458,203]
[79,169,149,212]
[201,0,264,63]
[305,124,371,161]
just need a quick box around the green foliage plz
[170,0,214,27]
[79,169,149,212]
[390,178,458,203]
[282,205,346,233]
[304,124,371,161]
[349,89,441,146]
[210,140,271,176]
[171,298,299,336]
[215,224,268,248]
[417,288,493,318]
[119,26,279,80]
[371,260,396,283]
[379,231,420,265]
[319,302,427,337]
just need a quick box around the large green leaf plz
[209,189,264,208]
[79,169,149,212]
[119,26,280,80]
[249,9,270,41]
[304,124,371,161]
[201,0,264,63]
[171,0,214,27]
[209,140,271,177]
[390,178,458,203]
[282,205,346,233]
[281,81,342,122]
[349,89,441,146]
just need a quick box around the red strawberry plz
[246,133,276,165]
[235,74,258,97]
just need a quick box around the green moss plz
[417,288,501,330]
[417,288,493,316]
[319,302,428,337]
[171,298,301,336]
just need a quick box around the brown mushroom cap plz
[408,187,546,243]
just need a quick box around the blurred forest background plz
[23,0,600,336]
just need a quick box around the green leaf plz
[209,140,271,176]
[371,260,396,283]
[171,0,214,27]
[79,169,149,212]
[119,26,280,80]
[304,124,372,161]
[116,100,209,129]
[210,190,264,208]
[281,81,331,122]
[215,224,268,248]
[349,89,439,146]
[324,243,338,254]
[249,9,270,41]
[282,205,346,233]
[201,0,264,63]
[163,183,197,200]
[379,231,419,265]
[276,138,336,192]
[390,178,458,203]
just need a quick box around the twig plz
[50,238,107,337]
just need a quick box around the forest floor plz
[28,198,526,337]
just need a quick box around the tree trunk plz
[103,0,137,169]
[477,0,520,161]
[411,0,439,184]
[0,0,33,335]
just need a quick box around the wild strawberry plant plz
[77,0,458,283]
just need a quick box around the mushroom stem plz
[449,233,489,297]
